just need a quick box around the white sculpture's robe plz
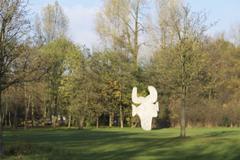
[132,86,159,131]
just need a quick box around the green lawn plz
[2,127,240,160]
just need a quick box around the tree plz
[150,1,210,137]
[40,38,74,127]
[230,23,240,46]
[0,0,45,155]
[96,0,146,127]
[89,50,136,128]
[207,37,240,127]
[60,44,91,129]
[35,1,68,45]
[96,0,146,65]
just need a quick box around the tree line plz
[1,0,240,154]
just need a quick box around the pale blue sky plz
[29,0,240,48]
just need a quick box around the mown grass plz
[2,127,240,160]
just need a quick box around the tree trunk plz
[52,115,57,128]
[24,95,31,129]
[4,97,8,127]
[109,114,112,128]
[96,117,99,128]
[43,96,47,127]
[180,52,187,138]
[51,95,58,128]
[78,116,84,129]
[68,114,71,128]
[131,116,139,128]
[8,112,11,128]
[51,96,58,128]
[1,95,5,129]
[109,112,114,128]
[133,1,140,66]
[119,105,123,128]
[0,90,4,155]
[31,97,34,127]
[180,86,187,137]
[13,108,17,129]
[2,104,5,129]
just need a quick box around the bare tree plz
[230,23,240,46]
[35,1,69,45]
[96,0,146,65]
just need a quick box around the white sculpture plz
[132,86,159,131]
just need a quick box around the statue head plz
[131,86,159,131]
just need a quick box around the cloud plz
[29,0,101,48]
[64,4,101,48]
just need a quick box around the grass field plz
[2,127,240,160]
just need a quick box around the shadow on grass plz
[3,128,240,160]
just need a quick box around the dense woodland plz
[1,0,240,154]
